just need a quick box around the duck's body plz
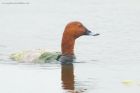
[10,49,61,63]
[10,21,99,63]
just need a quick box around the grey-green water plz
[0,0,140,93]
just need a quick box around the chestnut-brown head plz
[63,21,99,39]
[61,21,99,56]
[60,21,99,63]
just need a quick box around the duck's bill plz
[88,32,100,36]
[84,29,100,36]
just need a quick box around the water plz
[0,0,140,93]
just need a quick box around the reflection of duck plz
[61,64,87,93]
[10,21,99,63]
[61,64,74,90]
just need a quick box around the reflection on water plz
[61,64,87,93]
[61,64,75,92]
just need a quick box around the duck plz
[10,21,99,64]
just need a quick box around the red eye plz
[78,24,82,28]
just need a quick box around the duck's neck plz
[61,35,75,56]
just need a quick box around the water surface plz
[0,0,140,93]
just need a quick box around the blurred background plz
[0,0,140,93]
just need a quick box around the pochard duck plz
[10,21,99,63]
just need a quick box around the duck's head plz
[63,21,99,39]
[61,21,99,63]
